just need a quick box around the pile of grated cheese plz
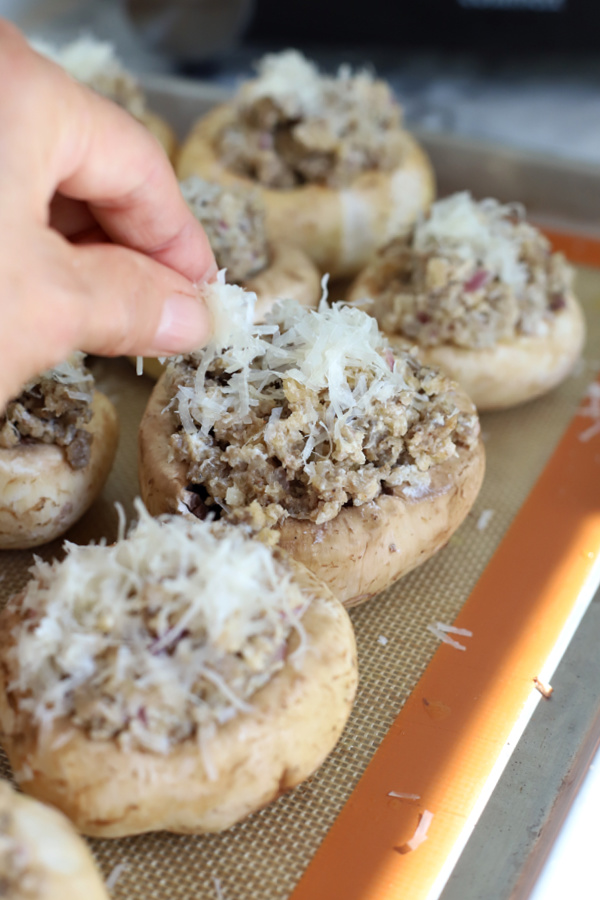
[167,278,478,526]
[8,502,310,756]
[220,50,403,189]
[413,191,537,292]
[30,36,145,116]
[241,49,324,119]
[20,351,94,401]
[173,275,433,445]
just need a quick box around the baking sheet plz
[1,80,600,899]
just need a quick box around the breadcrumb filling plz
[181,176,269,283]
[7,508,310,753]
[168,286,480,530]
[370,193,573,349]
[217,50,405,189]
[0,353,94,469]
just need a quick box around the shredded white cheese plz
[105,862,129,891]
[476,509,495,531]
[578,382,600,443]
[388,791,420,800]
[405,810,434,851]
[213,876,226,900]
[32,35,122,82]
[172,277,420,449]
[30,36,145,116]
[241,49,324,118]
[427,622,473,651]
[8,502,311,754]
[414,192,533,291]
[18,351,94,402]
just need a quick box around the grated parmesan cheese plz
[405,810,434,851]
[105,862,129,891]
[7,502,312,755]
[241,49,323,119]
[577,382,600,443]
[213,876,226,900]
[476,509,495,532]
[220,50,403,189]
[533,676,553,699]
[30,36,145,116]
[167,279,480,527]
[413,192,533,291]
[427,622,472,651]
[22,351,93,394]
[388,791,420,800]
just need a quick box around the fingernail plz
[151,294,207,354]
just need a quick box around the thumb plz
[71,241,215,358]
[0,227,214,407]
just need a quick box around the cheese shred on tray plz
[8,504,310,755]
[167,277,480,530]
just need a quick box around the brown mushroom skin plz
[348,270,586,411]
[278,441,485,607]
[138,374,485,607]
[0,564,357,837]
[0,391,118,549]
[176,103,435,278]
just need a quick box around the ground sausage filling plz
[0,353,94,469]
[217,50,405,189]
[369,192,573,349]
[181,176,269,283]
[168,290,480,532]
[7,509,310,756]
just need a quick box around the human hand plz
[0,19,217,409]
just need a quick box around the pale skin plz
[0,19,217,411]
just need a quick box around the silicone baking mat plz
[0,261,599,899]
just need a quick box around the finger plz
[0,225,212,408]
[70,226,110,246]
[49,194,98,238]
[0,21,217,285]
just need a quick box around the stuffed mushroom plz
[0,353,118,549]
[347,191,585,409]
[177,50,435,278]
[138,279,485,606]
[31,36,177,160]
[0,504,357,837]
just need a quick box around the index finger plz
[0,20,217,285]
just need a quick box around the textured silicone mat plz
[1,267,599,899]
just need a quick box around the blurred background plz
[3,0,600,164]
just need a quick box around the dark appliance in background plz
[246,0,598,53]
